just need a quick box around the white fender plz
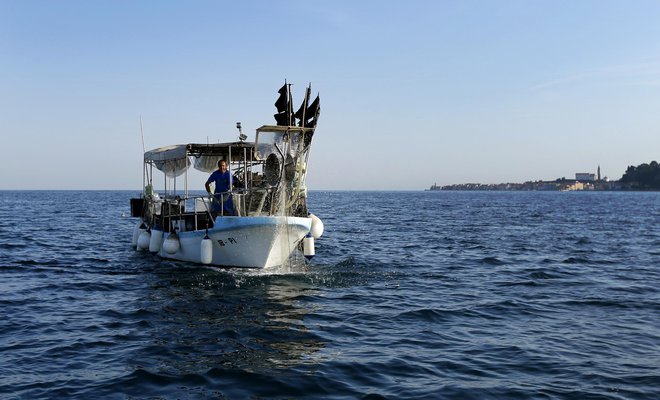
[149,227,163,253]
[162,232,180,254]
[132,221,146,246]
[137,230,151,251]
[309,213,324,239]
[200,235,213,264]
[303,235,315,259]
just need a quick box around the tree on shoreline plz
[620,161,660,189]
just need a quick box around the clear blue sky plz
[1,0,659,190]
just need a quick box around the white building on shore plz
[575,172,596,182]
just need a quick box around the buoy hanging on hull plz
[149,227,163,254]
[200,233,213,264]
[137,229,151,251]
[303,235,315,260]
[132,221,146,246]
[162,231,180,254]
[309,214,324,239]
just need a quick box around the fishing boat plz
[129,83,324,268]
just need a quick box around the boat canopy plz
[144,142,256,177]
[143,125,314,178]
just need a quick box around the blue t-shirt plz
[207,170,232,194]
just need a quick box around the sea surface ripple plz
[0,190,658,399]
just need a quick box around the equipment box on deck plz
[130,198,144,217]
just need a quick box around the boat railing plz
[152,195,212,233]
[153,187,283,233]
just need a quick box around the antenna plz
[139,115,146,153]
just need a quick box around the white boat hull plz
[155,216,312,268]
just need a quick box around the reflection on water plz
[136,261,325,376]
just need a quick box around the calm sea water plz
[0,190,658,399]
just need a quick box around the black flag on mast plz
[273,81,294,126]
[274,83,288,113]
[294,84,311,127]
[304,94,320,128]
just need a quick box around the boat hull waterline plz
[139,216,312,268]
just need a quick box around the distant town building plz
[565,182,581,191]
[428,165,626,191]
[575,173,595,182]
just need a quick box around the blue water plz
[1,190,658,399]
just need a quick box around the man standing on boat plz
[205,160,234,216]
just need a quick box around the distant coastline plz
[429,161,660,191]
[427,180,634,191]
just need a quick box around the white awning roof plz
[143,142,256,177]
[144,145,188,162]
